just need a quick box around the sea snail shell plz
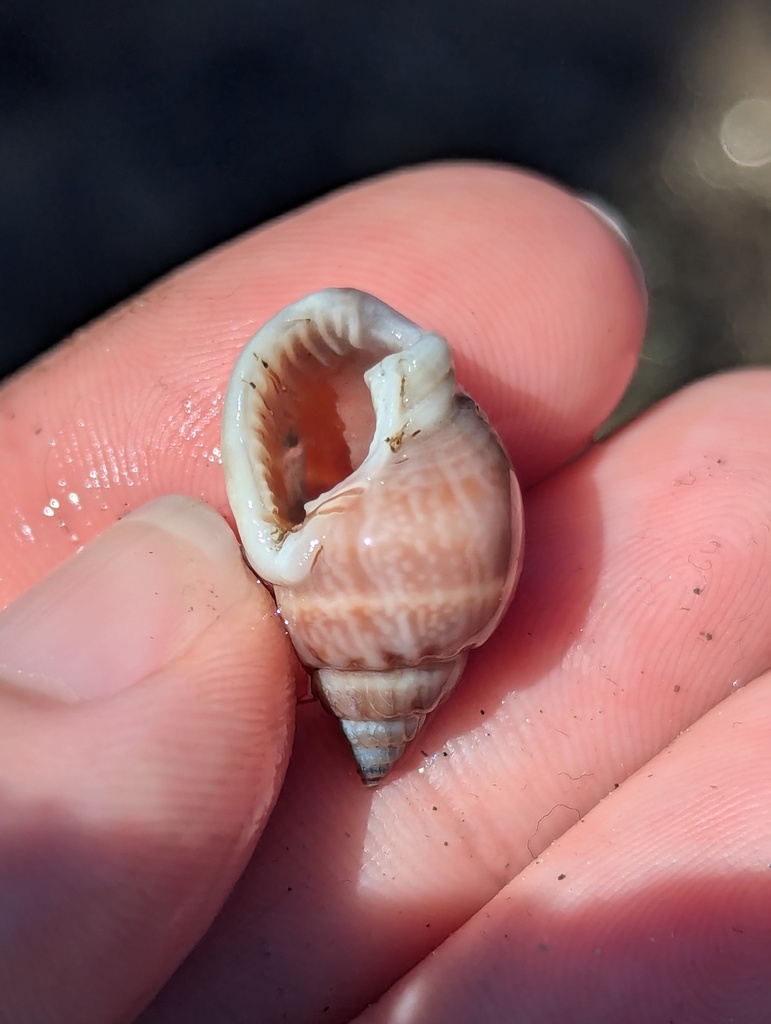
[222,289,524,785]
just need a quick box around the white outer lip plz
[222,288,455,587]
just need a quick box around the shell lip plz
[222,292,458,589]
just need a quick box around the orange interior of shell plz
[254,336,382,531]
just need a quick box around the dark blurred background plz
[2,0,771,423]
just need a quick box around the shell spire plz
[222,289,523,784]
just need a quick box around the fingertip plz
[0,497,296,1022]
[0,166,647,603]
[0,496,266,702]
[231,161,648,483]
[355,678,771,1024]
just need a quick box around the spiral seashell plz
[222,289,523,784]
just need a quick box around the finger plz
[0,162,645,606]
[356,674,771,1024]
[0,497,295,1024]
[138,369,771,1024]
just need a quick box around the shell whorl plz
[315,658,467,784]
[222,289,523,784]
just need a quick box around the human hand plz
[1,164,768,1024]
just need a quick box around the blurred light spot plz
[720,97,771,166]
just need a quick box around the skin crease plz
[0,163,768,1022]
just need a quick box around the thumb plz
[0,496,296,1024]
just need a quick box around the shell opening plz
[247,328,391,534]
[222,289,452,586]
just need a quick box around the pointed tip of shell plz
[340,712,426,786]
[350,743,405,786]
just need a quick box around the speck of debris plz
[442,751,448,757]
[421,749,429,757]
[432,805,438,811]
[34,427,42,435]
[261,358,269,369]
[287,886,292,892]
[539,943,549,952]
[701,631,713,641]
[480,708,485,715]
[386,427,405,453]
[557,873,566,880]
[674,684,681,693]
[322,1007,330,1014]
[614,783,619,789]
[443,841,449,846]
[693,587,702,594]
[344,831,351,839]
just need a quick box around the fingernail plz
[578,193,648,312]
[0,496,254,702]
